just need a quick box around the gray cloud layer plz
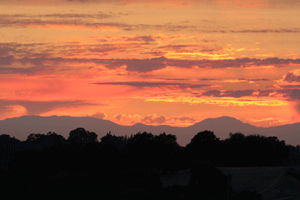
[1,14,299,33]
[2,54,300,74]
[94,81,210,89]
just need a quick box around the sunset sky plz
[1,0,300,127]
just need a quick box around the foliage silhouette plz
[1,126,297,199]
[185,130,222,166]
[0,134,21,170]
[26,132,66,150]
[68,127,98,144]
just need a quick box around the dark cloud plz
[192,89,276,99]
[0,66,39,74]
[0,56,15,66]
[0,14,197,32]
[202,90,255,98]
[278,89,300,100]
[277,85,300,89]
[0,43,53,59]
[276,89,300,113]
[229,29,300,33]
[1,42,300,74]
[2,55,300,74]
[2,13,299,33]
[238,78,270,82]
[283,71,300,83]
[167,57,300,69]
[94,81,210,89]
[199,78,217,81]
[0,100,99,116]
[41,12,126,19]
[194,87,300,114]
[102,57,300,72]
[0,13,134,30]
[125,36,155,42]
[107,57,167,72]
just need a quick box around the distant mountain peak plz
[203,116,242,121]
[189,116,256,130]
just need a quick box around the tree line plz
[0,128,300,199]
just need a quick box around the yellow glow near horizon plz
[0,0,300,127]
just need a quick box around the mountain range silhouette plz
[1,115,299,146]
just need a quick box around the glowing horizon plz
[1,0,300,127]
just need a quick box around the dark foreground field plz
[160,166,300,200]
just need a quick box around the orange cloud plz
[0,105,27,120]
[108,113,198,126]
[139,93,288,107]
[32,24,120,32]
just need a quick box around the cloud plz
[2,0,300,8]
[282,69,300,83]
[202,90,255,98]
[2,42,300,74]
[164,57,300,70]
[103,57,300,72]
[244,117,284,127]
[197,89,277,98]
[167,116,198,126]
[0,14,198,32]
[275,70,300,89]
[94,81,210,89]
[0,56,15,66]
[142,114,167,124]
[139,89,287,107]
[116,57,167,72]
[125,36,155,43]
[89,111,107,119]
[252,70,300,113]
[228,29,300,33]
[2,56,300,75]
[204,78,271,83]
[108,113,199,126]
[110,114,143,125]
[2,13,300,33]
[0,100,99,116]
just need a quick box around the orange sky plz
[1,0,300,127]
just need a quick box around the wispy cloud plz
[108,113,198,126]
[0,99,101,116]
[1,14,300,34]
[94,81,210,89]
[2,0,300,8]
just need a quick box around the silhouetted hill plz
[192,116,255,129]
[183,116,260,144]
[1,115,300,146]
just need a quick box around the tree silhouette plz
[185,130,222,166]
[0,134,21,170]
[190,130,219,144]
[25,132,66,149]
[67,128,98,144]
[100,131,127,150]
[154,132,178,146]
[26,133,46,143]
[153,132,183,172]
[222,133,289,166]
